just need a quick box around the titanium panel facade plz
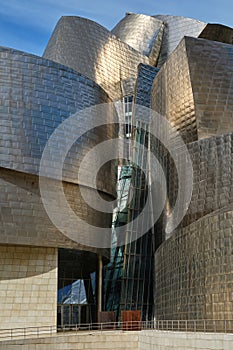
[112,13,164,65]
[43,16,150,100]
[154,206,233,321]
[151,38,198,144]
[199,23,233,45]
[0,47,117,257]
[1,11,233,328]
[154,132,233,241]
[186,37,233,139]
[152,33,233,322]
[151,37,233,142]
[153,15,206,67]
[183,133,233,227]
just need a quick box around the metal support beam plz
[98,255,103,317]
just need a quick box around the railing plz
[58,319,233,333]
[0,325,56,341]
[0,320,233,342]
[153,319,233,333]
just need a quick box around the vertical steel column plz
[98,255,103,317]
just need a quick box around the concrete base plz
[139,331,233,350]
[0,330,233,350]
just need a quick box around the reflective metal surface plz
[154,206,233,320]
[135,64,159,108]
[43,16,150,100]
[199,23,233,44]
[112,13,164,65]
[151,37,197,144]
[184,133,233,227]
[1,11,233,324]
[0,47,117,257]
[151,35,233,321]
[152,36,233,142]
[153,15,206,67]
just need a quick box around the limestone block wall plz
[0,245,57,330]
[0,331,139,349]
[1,330,233,349]
[138,331,233,350]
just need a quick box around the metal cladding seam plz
[153,15,206,67]
[151,36,233,143]
[111,13,164,66]
[199,23,233,45]
[43,16,150,100]
[0,46,118,257]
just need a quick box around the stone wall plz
[138,331,233,350]
[1,330,233,350]
[0,331,139,349]
[0,245,57,330]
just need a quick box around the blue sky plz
[1,0,233,56]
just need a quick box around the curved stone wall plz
[0,47,117,256]
[43,16,150,100]
[154,207,233,320]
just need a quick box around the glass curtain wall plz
[103,96,154,321]
[57,249,97,327]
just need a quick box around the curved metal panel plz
[112,13,164,65]
[154,206,233,321]
[43,16,150,100]
[0,168,111,257]
[151,37,233,143]
[184,133,233,226]
[185,37,233,139]
[153,15,206,67]
[0,46,116,195]
[199,23,233,45]
[151,38,198,144]
[0,47,118,256]
[151,37,233,242]
[163,132,233,233]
